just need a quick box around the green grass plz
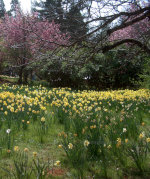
[0,122,69,178]
[0,75,19,83]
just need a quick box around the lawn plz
[0,75,19,83]
[0,84,150,178]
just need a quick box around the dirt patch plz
[47,168,66,177]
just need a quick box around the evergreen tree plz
[32,0,64,23]
[32,0,88,40]
[65,2,87,41]
[0,0,5,18]
[10,0,20,16]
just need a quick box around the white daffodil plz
[123,128,127,133]
[6,129,11,134]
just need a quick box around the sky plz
[4,0,32,13]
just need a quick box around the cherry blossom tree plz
[0,8,69,83]
[109,3,150,53]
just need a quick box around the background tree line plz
[0,0,150,89]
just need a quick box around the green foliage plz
[85,48,144,90]
[1,152,52,179]
[139,57,150,89]
[33,45,145,90]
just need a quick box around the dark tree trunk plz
[18,66,24,84]
[30,70,33,80]
[23,69,28,84]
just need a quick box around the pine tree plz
[65,2,88,41]
[10,0,20,16]
[0,0,5,18]
[32,0,64,23]
[32,0,88,39]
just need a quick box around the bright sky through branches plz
[4,0,32,13]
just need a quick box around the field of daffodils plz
[0,84,150,178]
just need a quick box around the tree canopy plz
[0,0,5,18]
[32,0,150,56]
[0,0,150,88]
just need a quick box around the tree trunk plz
[23,69,28,84]
[18,67,24,84]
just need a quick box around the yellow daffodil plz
[139,132,145,139]
[33,152,37,157]
[54,160,61,166]
[68,143,73,149]
[84,140,90,147]
[58,144,63,148]
[14,146,19,152]
[146,138,150,143]
[41,117,45,122]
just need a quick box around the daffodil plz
[84,140,90,147]
[139,132,145,139]
[41,117,45,122]
[24,148,29,152]
[68,143,73,149]
[33,152,37,157]
[58,144,63,148]
[146,138,150,143]
[54,160,61,166]
[4,111,8,115]
[6,129,11,134]
[14,146,19,152]
[7,149,11,153]
[116,138,121,148]
[123,128,127,133]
